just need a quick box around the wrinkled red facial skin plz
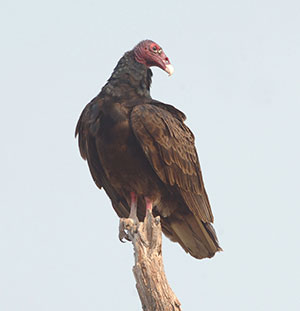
[133,40,171,71]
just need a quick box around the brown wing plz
[75,97,129,218]
[130,103,214,223]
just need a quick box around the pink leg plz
[129,192,138,219]
[145,197,153,212]
[119,192,139,242]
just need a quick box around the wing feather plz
[75,98,130,218]
[131,103,214,223]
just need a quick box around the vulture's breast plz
[97,101,162,199]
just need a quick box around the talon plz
[119,217,139,242]
[118,226,129,242]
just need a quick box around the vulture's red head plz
[133,40,174,76]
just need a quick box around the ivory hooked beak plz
[165,64,174,76]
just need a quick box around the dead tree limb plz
[121,210,182,311]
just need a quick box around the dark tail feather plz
[162,213,222,259]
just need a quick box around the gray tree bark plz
[121,210,182,311]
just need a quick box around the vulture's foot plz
[119,217,139,242]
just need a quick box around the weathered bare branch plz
[121,210,181,311]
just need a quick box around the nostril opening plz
[165,57,169,63]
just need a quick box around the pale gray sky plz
[1,0,300,310]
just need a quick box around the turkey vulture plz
[75,40,221,259]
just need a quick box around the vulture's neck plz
[101,51,153,99]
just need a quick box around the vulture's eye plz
[152,46,157,52]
